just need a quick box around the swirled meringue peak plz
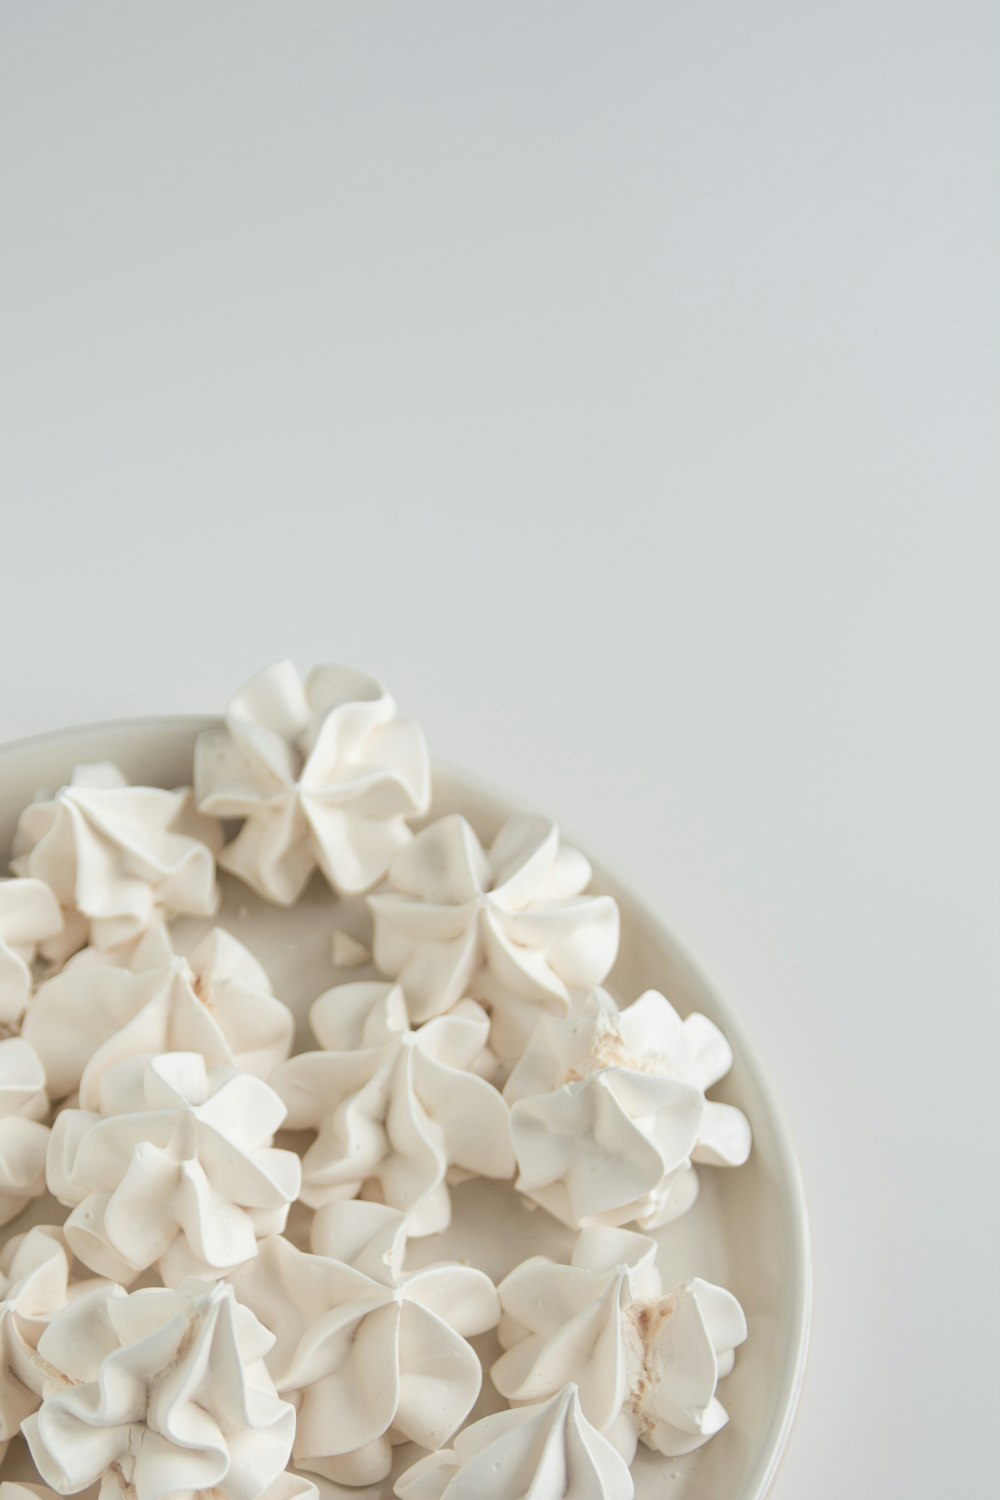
[505,989,751,1230]
[24,928,294,1107]
[272,982,514,1235]
[394,1384,634,1500]
[22,1277,295,1500]
[0,880,62,1028]
[232,1200,500,1486]
[195,661,431,904]
[492,1225,747,1460]
[46,1052,301,1285]
[369,814,620,1058]
[0,1038,50,1227]
[11,763,221,959]
[0,1227,79,1464]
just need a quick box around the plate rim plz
[0,713,812,1500]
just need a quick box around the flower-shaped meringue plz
[46,1051,301,1285]
[232,1201,500,1486]
[505,989,751,1230]
[492,1225,747,1460]
[21,1278,295,1500]
[195,661,431,904]
[11,763,220,958]
[369,814,620,1058]
[24,928,294,1106]
[0,1227,81,1465]
[0,879,62,1028]
[394,1384,634,1500]
[272,982,514,1235]
[0,1037,50,1226]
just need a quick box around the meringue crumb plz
[332,930,371,967]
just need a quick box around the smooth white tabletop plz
[1,5,997,1498]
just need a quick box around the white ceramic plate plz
[0,718,811,1500]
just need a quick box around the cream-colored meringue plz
[195,661,431,904]
[0,879,62,1028]
[492,1225,747,1460]
[0,1227,77,1466]
[232,1201,500,1486]
[46,1052,301,1285]
[22,1278,295,1500]
[0,1485,61,1500]
[272,982,514,1235]
[369,814,620,1058]
[0,1037,50,1226]
[24,928,294,1105]
[505,989,751,1230]
[394,1384,634,1500]
[11,763,220,958]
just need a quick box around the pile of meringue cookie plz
[0,663,753,1500]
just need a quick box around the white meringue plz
[46,1052,301,1284]
[505,989,751,1230]
[0,1227,77,1465]
[11,763,220,958]
[272,982,514,1235]
[195,661,431,904]
[492,1225,747,1460]
[0,1037,50,1227]
[232,1201,500,1486]
[394,1384,634,1500]
[22,1278,295,1500]
[23,928,294,1105]
[369,814,620,1058]
[0,879,62,1027]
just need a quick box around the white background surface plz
[1,4,997,1497]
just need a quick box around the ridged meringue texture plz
[0,880,62,1028]
[232,1201,500,1486]
[194,661,431,905]
[46,1052,301,1285]
[394,1384,634,1500]
[492,1225,747,1460]
[505,988,751,1230]
[24,928,294,1106]
[11,763,221,960]
[0,1227,77,1465]
[21,1278,296,1500]
[273,982,514,1236]
[369,814,620,1059]
[0,1038,50,1227]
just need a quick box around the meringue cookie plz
[492,1225,747,1460]
[505,989,751,1230]
[0,1486,61,1500]
[22,1278,295,1500]
[0,1037,50,1226]
[0,879,62,1028]
[11,763,220,958]
[232,1201,500,1486]
[394,1384,634,1500]
[24,928,294,1105]
[369,814,620,1057]
[46,1051,301,1284]
[273,982,514,1235]
[0,1227,77,1465]
[195,661,431,904]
